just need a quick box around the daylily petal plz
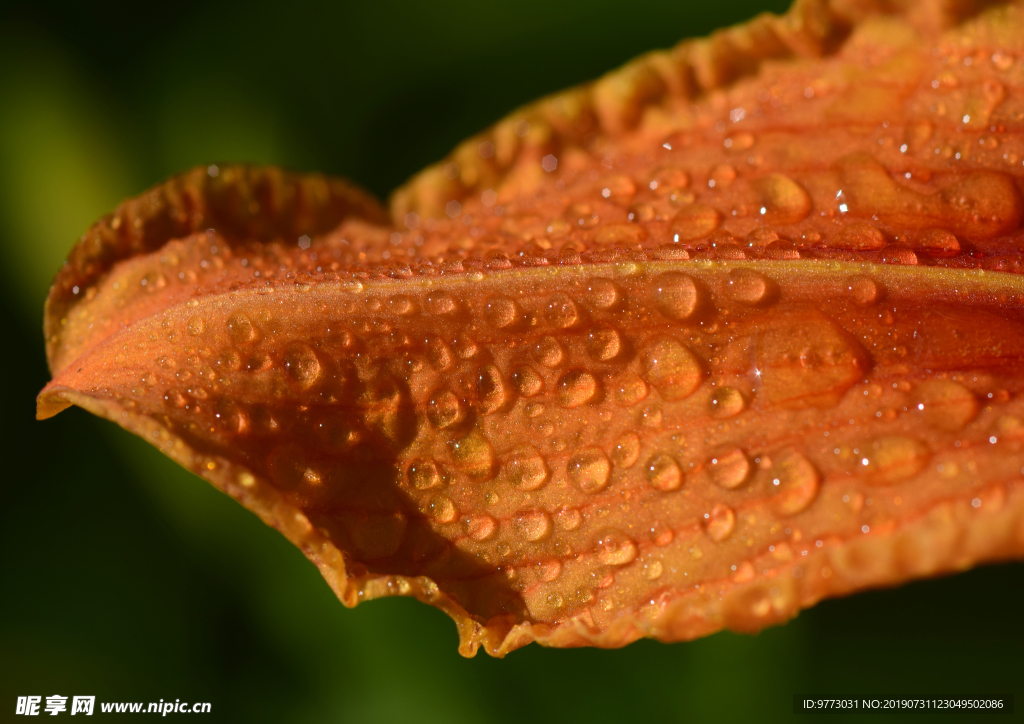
[39,0,1024,656]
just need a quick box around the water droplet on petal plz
[187,316,205,336]
[705,504,736,541]
[860,436,929,486]
[568,448,612,493]
[430,495,457,523]
[611,432,641,468]
[409,460,443,490]
[645,453,683,491]
[653,272,700,320]
[504,445,550,491]
[533,336,565,367]
[595,529,638,566]
[425,335,453,370]
[710,386,745,418]
[556,507,582,531]
[557,369,598,407]
[449,430,496,479]
[267,444,313,490]
[847,275,884,306]
[428,388,465,429]
[426,292,458,315]
[511,366,544,396]
[485,296,519,328]
[829,221,886,250]
[754,174,811,224]
[546,292,579,328]
[710,448,751,489]
[284,343,322,389]
[912,379,979,431]
[726,268,771,305]
[476,363,508,413]
[517,510,553,542]
[670,203,721,241]
[227,312,256,343]
[770,449,820,516]
[756,310,867,409]
[645,560,664,580]
[586,327,623,361]
[587,278,621,309]
[614,373,648,406]
[915,229,960,257]
[642,336,702,400]
[389,294,417,316]
[465,514,498,541]
[880,245,918,265]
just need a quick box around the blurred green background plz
[1,0,1022,721]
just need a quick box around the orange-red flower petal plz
[38,0,1024,656]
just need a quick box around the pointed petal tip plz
[36,389,72,420]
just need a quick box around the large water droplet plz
[710,386,745,418]
[912,379,978,432]
[642,336,702,401]
[465,514,498,541]
[586,327,623,361]
[557,369,598,407]
[425,335,453,370]
[556,507,582,531]
[645,453,683,491]
[430,495,457,523]
[533,336,565,368]
[389,294,417,316]
[754,174,811,224]
[449,430,496,479]
[614,373,648,406]
[477,363,508,413]
[611,432,641,468]
[227,312,256,343]
[568,448,611,493]
[756,310,867,409]
[426,292,458,315]
[511,366,544,397]
[504,445,550,491]
[408,459,442,490]
[645,560,664,580]
[710,448,750,489]
[653,272,700,320]
[726,268,771,305]
[428,388,465,429]
[860,436,929,486]
[847,275,884,306]
[516,510,553,542]
[915,229,960,257]
[829,221,886,250]
[705,503,735,541]
[595,529,638,565]
[284,343,322,389]
[587,278,621,309]
[769,449,820,516]
[485,296,519,328]
[670,203,721,241]
[546,293,579,328]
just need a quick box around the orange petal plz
[38,0,1024,656]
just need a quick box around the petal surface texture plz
[39,0,1024,656]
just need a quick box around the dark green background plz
[1,1,1021,721]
